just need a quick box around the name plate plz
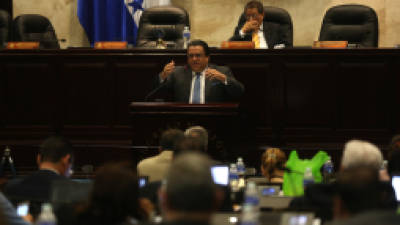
[313,41,348,48]
[220,41,255,49]
[94,41,127,49]
[7,42,40,49]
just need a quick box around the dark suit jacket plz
[4,169,67,202]
[155,64,244,103]
[327,210,400,225]
[230,21,292,48]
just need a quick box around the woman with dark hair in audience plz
[76,163,144,225]
[260,148,287,183]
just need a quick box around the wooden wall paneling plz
[59,58,114,141]
[113,54,185,125]
[393,58,400,134]
[4,62,56,126]
[0,61,5,129]
[335,60,391,144]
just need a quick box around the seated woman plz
[76,163,144,225]
[260,148,287,183]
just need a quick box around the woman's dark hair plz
[78,162,141,225]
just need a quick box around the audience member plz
[137,129,184,182]
[260,148,286,183]
[289,139,396,223]
[157,152,222,225]
[4,136,74,217]
[230,0,291,48]
[155,39,244,103]
[0,192,31,225]
[184,126,208,151]
[76,163,143,225]
[327,211,400,225]
[332,165,395,220]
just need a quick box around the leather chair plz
[319,4,378,47]
[13,14,60,49]
[136,6,189,48]
[0,10,10,47]
[235,6,293,47]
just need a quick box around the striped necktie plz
[192,72,201,103]
[252,32,260,48]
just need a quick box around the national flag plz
[77,0,171,46]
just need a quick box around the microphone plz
[144,81,168,102]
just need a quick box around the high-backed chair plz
[233,6,293,48]
[0,10,10,47]
[319,4,378,47]
[13,14,60,49]
[136,6,189,48]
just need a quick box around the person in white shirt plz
[230,0,291,48]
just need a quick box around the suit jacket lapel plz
[263,22,272,48]
[182,67,193,102]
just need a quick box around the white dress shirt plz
[240,23,268,49]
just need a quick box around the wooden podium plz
[129,102,243,161]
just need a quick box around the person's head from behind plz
[184,126,208,151]
[187,40,210,72]
[86,162,141,224]
[244,1,264,26]
[38,136,73,177]
[341,140,383,171]
[387,135,400,176]
[260,148,286,182]
[159,152,221,221]
[159,128,184,152]
[333,165,381,219]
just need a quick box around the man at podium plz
[153,40,244,103]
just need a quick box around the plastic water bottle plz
[323,158,334,183]
[229,163,239,192]
[241,182,259,225]
[182,26,190,49]
[237,157,246,189]
[303,167,314,189]
[36,203,57,225]
[237,157,245,176]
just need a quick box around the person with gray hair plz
[184,126,209,152]
[341,140,383,170]
[158,152,222,224]
[289,139,395,222]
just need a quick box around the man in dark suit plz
[5,136,74,214]
[155,39,244,103]
[230,0,291,48]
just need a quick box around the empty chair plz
[319,4,378,47]
[231,6,293,48]
[136,6,189,48]
[13,14,60,49]
[0,9,10,47]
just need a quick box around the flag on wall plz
[77,0,171,46]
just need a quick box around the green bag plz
[282,150,330,196]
